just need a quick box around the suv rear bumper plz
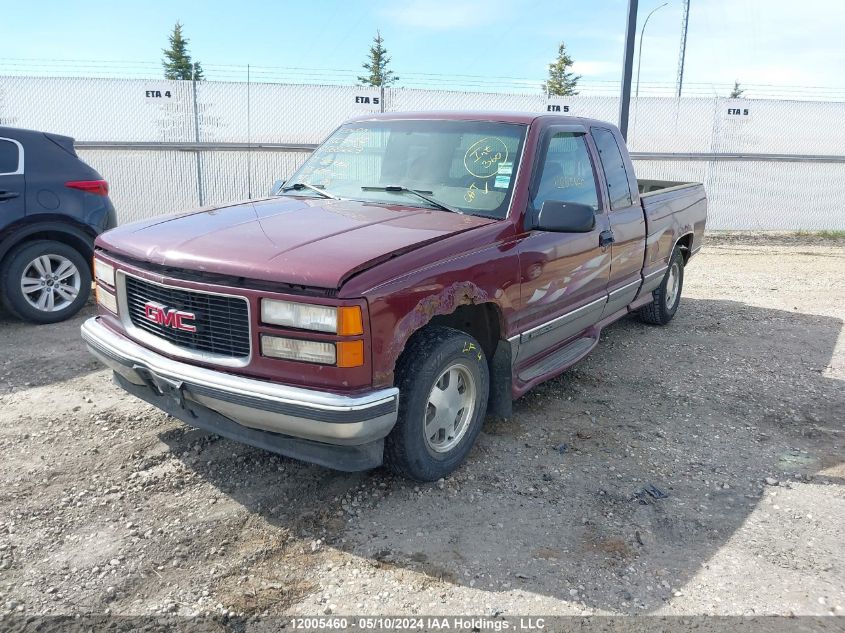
[81,317,399,469]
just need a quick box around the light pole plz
[635,3,668,99]
[676,0,690,97]
[618,0,639,140]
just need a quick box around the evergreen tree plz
[162,22,204,80]
[729,80,744,98]
[542,42,580,96]
[358,30,398,87]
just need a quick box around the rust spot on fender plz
[376,282,490,383]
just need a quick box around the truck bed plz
[638,179,701,196]
[637,179,708,291]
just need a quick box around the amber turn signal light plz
[337,306,364,336]
[336,340,364,367]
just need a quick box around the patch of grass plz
[212,530,317,615]
[794,230,845,239]
[588,537,637,560]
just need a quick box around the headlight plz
[261,299,362,335]
[261,335,336,364]
[93,258,115,287]
[95,284,118,314]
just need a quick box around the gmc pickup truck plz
[82,112,706,481]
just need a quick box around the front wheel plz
[385,327,490,482]
[638,247,684,326]
[1,240,92,324]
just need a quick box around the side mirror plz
[534,200,596,233]
[270,179,285,196]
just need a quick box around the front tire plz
[385,327,490,482]
[1,240,92,324]
[638,247,684,326]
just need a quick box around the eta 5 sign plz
[545,97,573,114]
[724,100,752,121]
[353,92,382,111]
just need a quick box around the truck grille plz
[124,275,250,359]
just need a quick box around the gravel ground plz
[0,234,843,620]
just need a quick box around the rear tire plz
[638,247,684,326]
[384,327,489,482]
[1,240,92,324]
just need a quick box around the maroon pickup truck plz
[82,111,706,481]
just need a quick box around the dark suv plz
[0,127,116,323]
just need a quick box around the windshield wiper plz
[361,185,462,214]
[280,182,340,200]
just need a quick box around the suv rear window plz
[0,139,19,174]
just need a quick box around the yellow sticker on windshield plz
[463,137,509,178]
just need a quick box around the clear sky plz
[4,0,844,98]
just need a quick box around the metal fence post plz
[705,96,721,222]
[191,63,204,206]
[247,64,252,199]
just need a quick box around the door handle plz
[0,191,20,201]
[599,230,615,248]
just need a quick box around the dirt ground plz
[0,234,843,620]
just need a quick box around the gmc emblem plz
[143,301,197,333]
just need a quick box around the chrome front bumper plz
[81,317,399,447]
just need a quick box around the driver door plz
[515,126,610,363]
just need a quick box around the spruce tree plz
[162,22,204,80]
[729,80,744,98]
[542,42,580,96]
[358,30,398,87]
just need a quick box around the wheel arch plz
[673,231,695,263]
[0,219,96,271]
[389,294,513,419]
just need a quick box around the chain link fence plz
[2,75,844,229]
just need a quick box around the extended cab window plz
[591,128,633,210]
[281,120,527,219]
[533,132,599,211]
[0,140,19,174]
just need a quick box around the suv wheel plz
[1,240,92,324]
[385,326,489,482]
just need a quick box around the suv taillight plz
[65,180,109,196]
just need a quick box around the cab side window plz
[532,132,599,212]
[590,128,633,210]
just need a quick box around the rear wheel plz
[638,247,684,326]
[385,327,489,482]
[1,240,91,324]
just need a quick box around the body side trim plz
[520,295,607,342]
[608,278,642,299]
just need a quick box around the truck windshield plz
[280,120,528,219]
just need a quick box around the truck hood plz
[97,196,495,288]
